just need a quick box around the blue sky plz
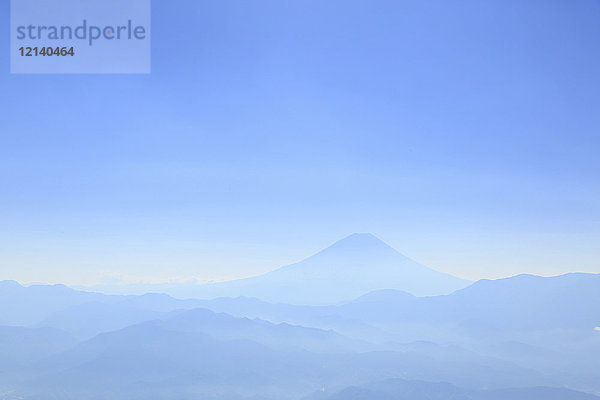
[1,0,599,285]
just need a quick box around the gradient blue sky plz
[1,0,599,285]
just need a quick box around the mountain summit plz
[186,233,470,304]
[319,233,397,252]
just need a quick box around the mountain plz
[162,233,469,304]
[333,273,600,333]
[0,280,124,326]
[305,378,600,400]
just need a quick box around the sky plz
[1,0,599,286]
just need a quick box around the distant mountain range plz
[76,233,471,304]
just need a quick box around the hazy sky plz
[1,0,599,285]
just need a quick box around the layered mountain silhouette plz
[23,321,555,400]
[2,272,600,397]
[89,233,468,304]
